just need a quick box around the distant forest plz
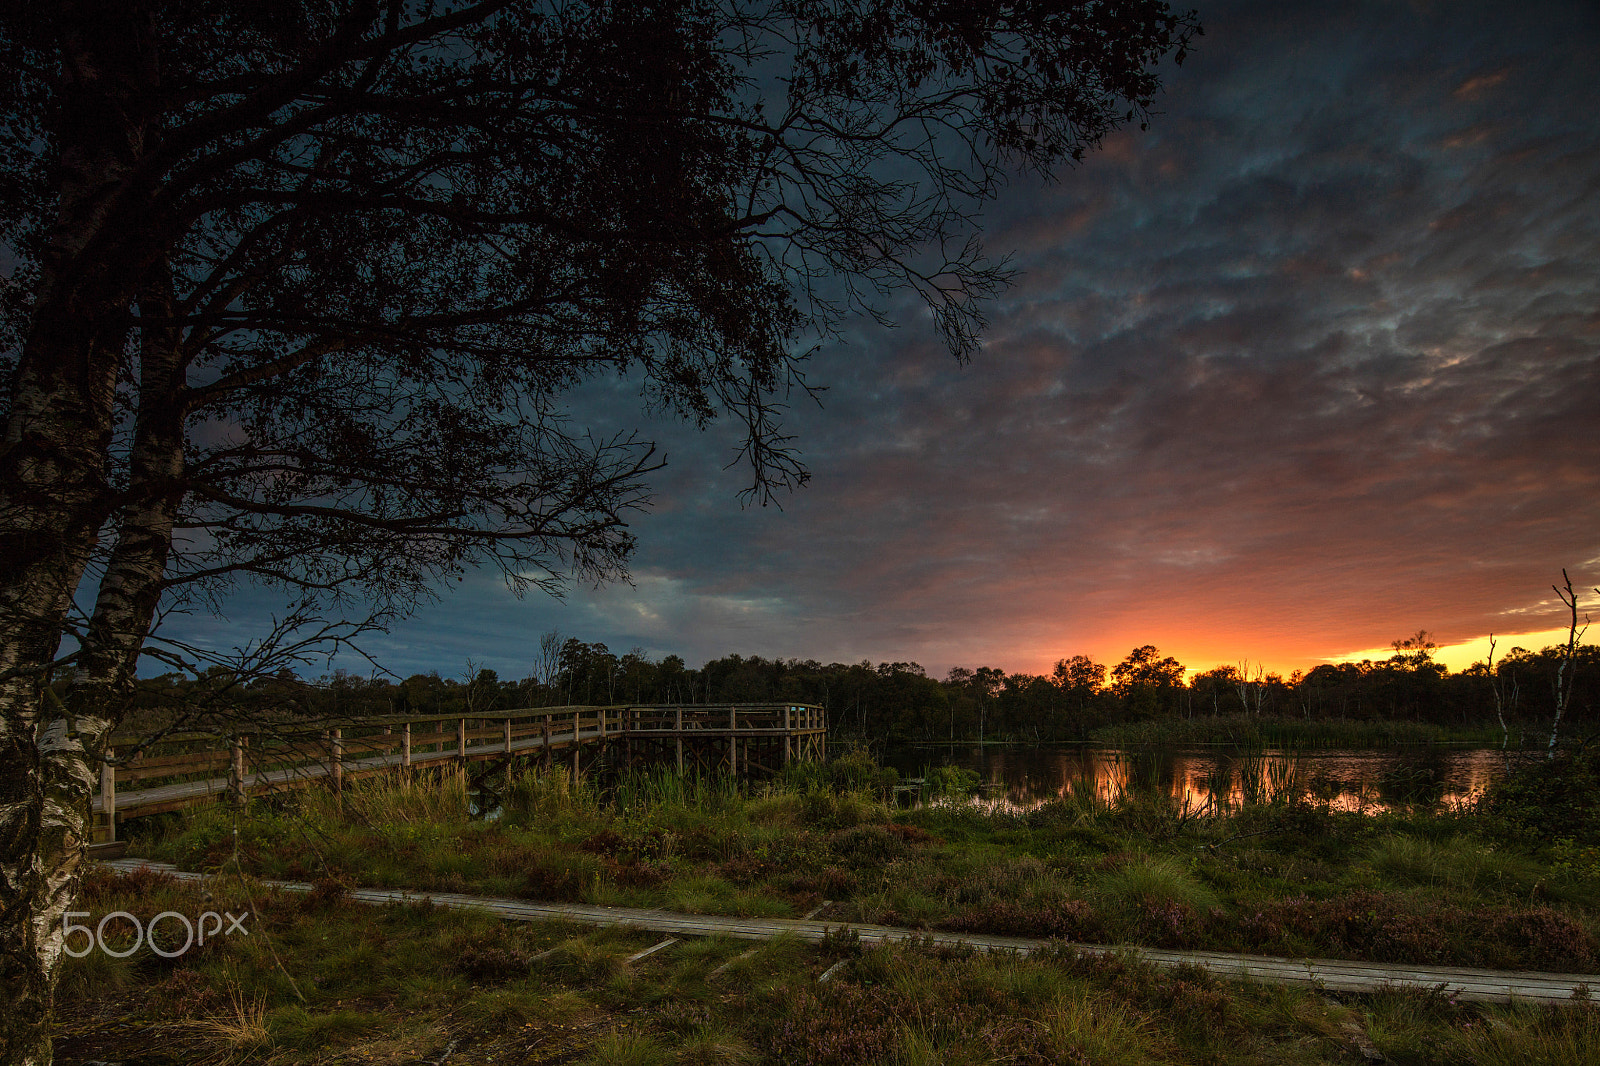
[128,631,1597,743]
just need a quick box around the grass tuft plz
[580,1029,674,1066]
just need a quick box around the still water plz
[883,744,1511,813]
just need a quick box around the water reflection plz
[885,745,1508,814]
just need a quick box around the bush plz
[800,791,880,831]
[924,764,980,798]
[828,824,907,866]
[1481,746,1600,846]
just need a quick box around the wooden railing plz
[94,703,825,840]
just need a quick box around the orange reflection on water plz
[934,746,1508,817]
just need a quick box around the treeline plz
[130,633,1598,744]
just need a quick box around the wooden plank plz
[708,948,759,978]
[96,861,1595,1004]
[626,938,679,963]
[817,960,849,983]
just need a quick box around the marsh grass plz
[134,754,1600,975]
[330,766,470,827]
[1446,1001,1600,1066]
[1039,993,1168,1066]
[1369,833,1548,897]
[579,1030,674,1066]
[176,973,271,1065]
[614,769,743,814]
[56,865,1600,1066]
[1094,855,1220,914]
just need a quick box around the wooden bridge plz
[92,703,825,842]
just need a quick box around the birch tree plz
[0,3,1197,1060]
[1549,569,1594,758]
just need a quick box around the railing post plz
[542,714,551,772]
[504,717,512,754]
[728,707,737,774]
[228,735,248,808]
[100,747,116,843]
[675,706,683,772]
[457,717,466,760]
[330,728,343,792]
[784,706,792,764]
[402,721,412,768]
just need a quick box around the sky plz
[168,0,1600,684]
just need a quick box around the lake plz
[883,743,1513,813]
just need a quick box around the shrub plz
[1481,747,1600,846]
[800,791,879,831]
[940,899,1103,940]
[828,824,907,866]
[1093,856,1219,916]
[924,764,980,798]
[519,849,604,900]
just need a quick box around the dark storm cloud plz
[192,0,1599,681]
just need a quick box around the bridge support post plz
[100,748,116,843]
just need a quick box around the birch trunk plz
[0,272,180,1066]
[1,6,164,1062]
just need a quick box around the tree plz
[1548,569,1595,758]
[1389,629,1439,666]
[1110,645,1186,716]
[1189,664,1242,717]
[1484,634,1510,764]
[1050,654,1105,732]
[0,3,1198,1059]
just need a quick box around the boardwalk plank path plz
[100,860,1594,1004]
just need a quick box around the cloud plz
[162,0,1600,684]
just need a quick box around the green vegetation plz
[133,753,1600,975]
[59,861,1600,1066]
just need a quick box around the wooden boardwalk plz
[99,860,1595,1005]
[94,703,825,840]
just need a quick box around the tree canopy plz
[0,3,1200,1061]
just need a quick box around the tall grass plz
[501,765,601,825]
[326,767,470,827]
[612,769,742,815]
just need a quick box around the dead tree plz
[1549,569,1595,759]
